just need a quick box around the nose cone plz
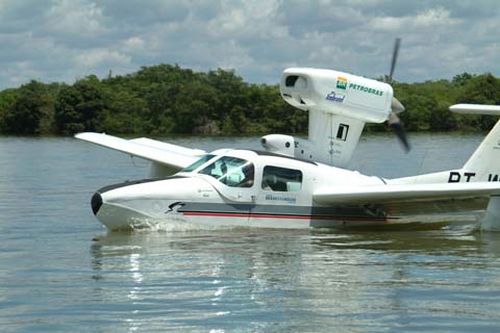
[91,192,103,215]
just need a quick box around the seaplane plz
[76,42,500,231]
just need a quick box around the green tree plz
[55,76,108,135]
[452,72,473,86]
[101,90,149,134]
[456,73,500,130]
[0,89,19,132]
[3,81,55,135]
[171,81,220,134]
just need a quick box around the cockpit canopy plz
[199,156,254,188]
[181,152,305,192]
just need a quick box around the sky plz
[0,0,499,89]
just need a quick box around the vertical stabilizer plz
[462,119,500,181]
[450,104,500,182]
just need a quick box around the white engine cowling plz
[280,68,393,123]
[260,134,295,156]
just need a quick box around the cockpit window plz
[182,154,216,172]
[199,156,254,188]
[262,166,302,192]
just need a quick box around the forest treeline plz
[0,64,499,136]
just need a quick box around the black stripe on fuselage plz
[178,202,389,221]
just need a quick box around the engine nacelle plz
[260,134,295,156]
[280,68,393,123]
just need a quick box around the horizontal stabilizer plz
[75,132,204,171]
[314,182,500,205]
[449,104,500,116]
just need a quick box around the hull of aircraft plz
[94,202,485,231]
[93,191,487,231]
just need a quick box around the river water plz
[1,134,500,332]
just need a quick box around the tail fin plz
[452,104,500,181]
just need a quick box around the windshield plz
[181,154,216,172]
[199,156,254,188]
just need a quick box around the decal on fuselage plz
[326,91,346,103]
[448,171,476,183]
[488,174,500,182]
[336,76,348,90]
[448,172,500,182]
[265,194,297,204]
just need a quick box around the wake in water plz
[126,216,248,233]
[99,214,485,236]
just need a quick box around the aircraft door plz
[199,156,257,224]
[252,165,305,227]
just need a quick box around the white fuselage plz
[92,149,485,230]
[94,150,380,230]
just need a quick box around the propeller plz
[385,37,410,152]
[388,38,400,82]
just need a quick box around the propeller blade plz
[384,38,408,152]
[388,38,401,82]
[388,112,410,152]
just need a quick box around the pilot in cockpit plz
[239,164,254,187]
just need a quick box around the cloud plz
[74,49,131,69]
[45,0,107,37]
[371,7,458,31]
[0,0,498,89]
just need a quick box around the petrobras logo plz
[336,76,348,90]
[348,83,383,96]
[326,91,346,103]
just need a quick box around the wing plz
[75,132,205,171]
[449,103,500,116]
[314,182,500,205]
